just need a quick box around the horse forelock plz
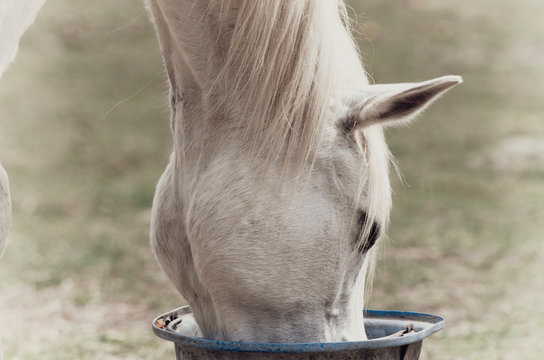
[206,0,368,177]
[150,0,372,178]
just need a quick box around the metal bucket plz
[153,306,444,360]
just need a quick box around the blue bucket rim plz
[152,306,444,354]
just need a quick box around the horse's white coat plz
[0,0,45,261]
[147,0,461,343]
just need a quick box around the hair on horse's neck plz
[149,0,368,178]
[219,1,371,177]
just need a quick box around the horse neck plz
[148,0,379,206]
[149,0,369,165]
[147,0,235,98]
[148,0,240,157]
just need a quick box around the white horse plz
[0,2,44,358]
[147,0,461,343]
[0,0,46,260]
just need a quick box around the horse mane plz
[213,0,388,299]
[211,0,368,177]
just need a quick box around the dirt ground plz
[1,1,543,359]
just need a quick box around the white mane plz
[212,1,389,267]
[211,1,368,175]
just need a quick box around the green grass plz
[1,0,543,359]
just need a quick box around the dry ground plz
[0,0,543,359]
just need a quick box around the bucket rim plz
[152,306,444,353]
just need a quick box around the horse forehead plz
[317,121,366,173]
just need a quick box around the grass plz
[1,0,543,359]
[356,1,544,358]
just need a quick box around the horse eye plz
[353,210,381,254]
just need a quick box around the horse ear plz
[351,75,462,131]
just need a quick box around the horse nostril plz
[354,210,381,254]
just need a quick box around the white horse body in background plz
[0,2,44,358]
[148,0,461,343]
[0,0,46,260]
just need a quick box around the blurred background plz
[0,0,542,359]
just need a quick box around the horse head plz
[147,0,461,343]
